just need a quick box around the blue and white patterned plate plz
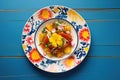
[22,5,91,73]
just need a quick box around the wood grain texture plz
[0,45,120,56]
[0,0,120,9]
[0,9,120,21]
[0,21,120,45]
[0,21,120,56]
[0,58,120,80]
[0,0,120,80]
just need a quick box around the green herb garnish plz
[54,23,59,28]
[42,27,47,33]
[58,19,64,24]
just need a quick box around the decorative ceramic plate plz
[22,5,91,73]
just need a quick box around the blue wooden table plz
[0,0,120,80]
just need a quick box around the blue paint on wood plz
[0,0,120,9]
[0,58,120,80]
[0,0,120,80]
[0,10,120,21]
[88,21,120,45]
[0,45,120,56]
[0,21,120,56]
[0,21,120,46]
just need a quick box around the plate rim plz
[22,5,91,73]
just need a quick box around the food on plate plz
[39,19,74,58]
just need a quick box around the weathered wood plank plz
[0,58,120,80]
[0,0,120,9]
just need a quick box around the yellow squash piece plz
[64,26,71,31]
[46,23,53,31]
[43,47,52,58]
[39,33,46,42]
[56,52,64,58]
[46,51,53,58]
[64,46,72,54]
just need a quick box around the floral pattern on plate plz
[22,5,91,73]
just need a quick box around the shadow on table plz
[27,56,89,80]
